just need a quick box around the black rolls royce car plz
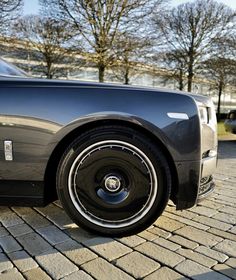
[0,59,217,236]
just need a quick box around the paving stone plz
[35,205,74,229]
[53,200,63,208]
[0,252,14,273]
[0,207,11,215]
[116,235,146,248]
[0,235,22,253]
[37,225,70,245]
[226,258,236,268]
[213,194,236,204]
[147,225,155,230]
[81,257,134,280]
[23,267,52,280]
[0,268,25,280]
[8,250,38,272]
[35,204,61,217]
[13,207,51,229]
[228,226,236,234]
[115,251,160,278]
[17,232,52,256]
[166,205,198,219]
[220,206,236,216]
[7,223,33,237]
[138,230,157,241]
[197,199,223,210]
[195,246,228,263]
[177,248,217,268]
[175,226,223,246]
[65,227,96,243]
[154,216,184,232]
[175,259,230,280]
[193,216,232,231]
[0,227,9,237]
[36,249,78,279]
[212,212,236,225]
[214,174,229,181]
[189,206,218,217]
[144,266,188,280]
[213,197,236,207]
[0,212,24,228]
[214,239,236,258]
[227,177,236,184]
[136,241,185,267]
[207,228,236,242]
[153,237,181,251]
[169,235,199,249]
[215,189,236,198]
[83,237,132,261]
[12,207,33,216]
[61,270,93,280]
[164,212,209,230]
[55,239,97,266]
[210,198,234,207]
[147,227,172,239]
[214,264,236,280]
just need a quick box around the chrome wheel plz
[68,140,158,229]
[57,125,171,236]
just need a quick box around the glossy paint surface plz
[0,77,204,208]
[0,79,201,178]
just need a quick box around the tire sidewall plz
[56,126,171,236]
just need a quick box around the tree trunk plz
[98,64,105,83]
[217,81,223,121]
[187,65,194,92]
[187,52,194,92]
[179,68,184,91]
[46,60,53,79]
[124,65,129,85]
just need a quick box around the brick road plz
[0,136,236,280]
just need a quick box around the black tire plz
[56,125,171,236]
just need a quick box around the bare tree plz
[0,0,23,35]
[40,0,161,82]
[204,57,235,119]
[112,32,152,84]
[14,16,79,78]
[153,0,234,92]
[202,36,236,119]
[155,49,188,91]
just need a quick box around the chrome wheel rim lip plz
[68,140,158,229]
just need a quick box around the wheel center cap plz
[104,176,121,192]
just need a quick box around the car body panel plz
[0,72,217,210]
[0,78,201,178]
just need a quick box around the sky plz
[23,0,236,14]
[172,0,236,8]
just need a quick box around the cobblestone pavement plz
[0,137,236,280]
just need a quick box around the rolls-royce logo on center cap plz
[104,176,121,192]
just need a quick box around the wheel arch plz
[43,117,179,205]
